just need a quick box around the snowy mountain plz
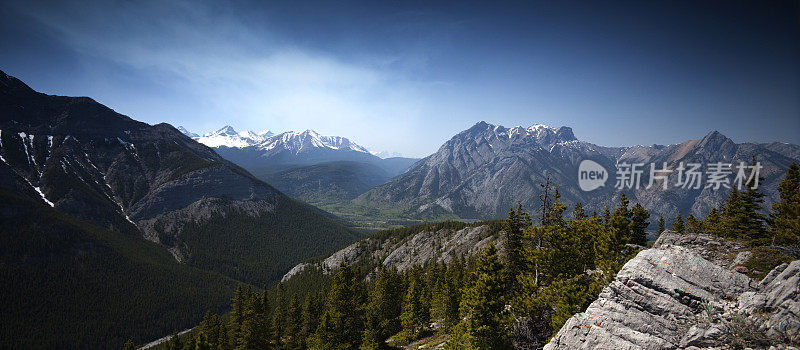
[0,70,359,347]
[176,126,199,138]
[258,129,370,155]
[194,126,383,170]
[190,125,273,148]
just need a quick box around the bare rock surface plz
[282,225,498,280]
[545,232,799,349]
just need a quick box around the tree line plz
[144,162,800,349]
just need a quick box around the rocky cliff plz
[544,231,799,349]
[282,223,501,281]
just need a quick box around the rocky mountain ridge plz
[357,121,800,222]
[0,70,358,283]
[282,223,501,282]
[545,231,799,349]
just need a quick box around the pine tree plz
[672,214,684,233]
[452,245,510,349]
[285,295,303,349]
[657,214,665,233]
[400,272,429,340]
[722,188,746,238]
[545,188,567,227]
[704,208,723,236]
[502,203,530,294]
[572,202,586,220]
[165,330,183,350]
[271,283,287,346]
[432,262,462,331]
[123,339,136,350]
[739,160,767,240]
[228,285,246,348]
[308,265,365,349]
[629,203,650,246]
[685,214,702,234]
[771,162,800,245]
[361,265,403,349]
[237,293,270,350]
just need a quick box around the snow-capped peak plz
[214,125,238,136]
[177,126,199,138]
[194,125,271,148]
[257,129,370,154]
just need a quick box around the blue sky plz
[1,0,798,157]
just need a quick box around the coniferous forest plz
[151,163,800,350]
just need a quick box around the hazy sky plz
[1,0,798,157]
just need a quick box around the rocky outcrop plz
[544,232,799,349]
[282,224,499,281]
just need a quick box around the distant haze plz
[1,0,798,157]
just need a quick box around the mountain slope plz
[0,188,238,349]
[357,121,800,221]
[261,161,391,205]
[0,70,360,346]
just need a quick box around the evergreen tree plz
[400,272,430,340]
[672,214,684,233]
[237,292,270,350]
[739,160,767,240]
[271,284,287,346]
[165,330,183,350]
[308,265,365,349]
[771,163,800,245]
[704,208,724,236]
[502,203,531,294]
[657,214,665,233]
[572,202,586,220]
[545,189,567,227]
[432,262,462,331]
[629,203,650,246]
[722,188,746,238]
[685,214,702,234]
[285,295,303,349]
[123,339,136,350]
[451,245,510,349]
[228,285,246,348]
[301,290,324,343]
[361,265,403,349]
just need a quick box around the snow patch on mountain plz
[193,125,271,148]
[257,129,370,154]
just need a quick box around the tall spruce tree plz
[672,214,685,233]
[502,203,531,294]
[704,208,723,236]
[629,203,650,246]
[685,214,702,234]
[308,265,365,349]
[400,271,429,340]
[452,245,510,350]
[657,214,665,233]
[771,163,800,245]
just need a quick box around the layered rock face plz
[545,232,799,349]
[282,224,499,281]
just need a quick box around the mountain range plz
[182,125,419,208]
[0,70,359,347]
[357,121,800,222]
